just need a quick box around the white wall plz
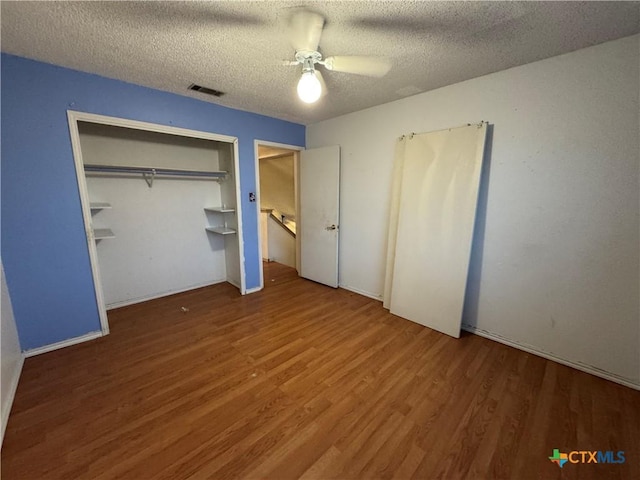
[80,124,229,307]
[78,122,221,170]
[260,154,296,218]
[267,216,296,268]
[1,260,24,446]
[307,35,639,386]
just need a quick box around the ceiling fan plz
[285,10,392,104]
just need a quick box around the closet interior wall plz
[217,144,241,289]
[78,122,240,308]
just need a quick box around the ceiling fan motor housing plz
[295,50,323,72]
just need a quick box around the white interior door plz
[299,146,340,287]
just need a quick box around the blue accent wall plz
[1,54,305,351]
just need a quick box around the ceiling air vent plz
[188,84,225,97]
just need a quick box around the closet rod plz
[84,164,227,178]
[84,164,227,187]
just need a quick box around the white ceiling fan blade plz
[323,56,392,77]
[288,10,325,52]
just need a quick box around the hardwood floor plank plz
[113,385,292,480]
[340,411,406,478]
[298,445,343,480]
[2,262,638,480]
[358,415,417,479]
[391,442,426,480]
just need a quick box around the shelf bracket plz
[142,169,156,188]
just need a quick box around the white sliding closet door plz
[384,123,487,338]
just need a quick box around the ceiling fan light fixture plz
[297,70,322,104]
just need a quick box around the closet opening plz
[68,111,245,335]
[254,141,304,289]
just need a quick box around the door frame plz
[253,140,304,290]
[68,110,246,335]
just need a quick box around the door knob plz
[326,224,338,231]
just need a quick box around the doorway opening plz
[254,141,303,289]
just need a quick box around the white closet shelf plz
[205,226,237,235]
[94,228,115,240]
[90,202,112,210]
[204,206,236,213]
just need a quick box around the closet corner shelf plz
[204,206,236,213]
[205,226,237,235]
[94,228,115,240]
[90,202,112,210]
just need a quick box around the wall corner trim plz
[1,353,24,449]
[23,331,104,358]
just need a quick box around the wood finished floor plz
[2,262,638,479]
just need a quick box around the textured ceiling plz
[2,1,639,125]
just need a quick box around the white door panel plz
[300,146,340,287]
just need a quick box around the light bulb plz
[297,71,322,104]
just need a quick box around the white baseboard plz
[330,287,639,390]
[1,353,24,449]
[339,284,383,301]
[106,279,226,310]
[244,286,262,295]
[462,324,640,391]
[23,330,103,358]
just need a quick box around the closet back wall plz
[1,54,304,351]
[79,124,227,307]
